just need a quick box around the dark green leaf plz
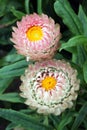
[60,35,87,51]
[0,68,25,78]
[0,109,52,130]
[6,123,18,130]
[49,115,60,129]
[83,61,87,83]
[0,78,13,94]
[83,120,87,129]
[25,0,30,14]
[71,102,87,130]
[0,0,8,16]
[37,0,42,14]
[78,5,87,37]
[76,45,87,67]
[0,60,29,78]
[54,0,83,35]
[0,93,25,103]
[57,112,73,130]
[82,0,87,15]
[0,50,24,67]
[10,7,25,19]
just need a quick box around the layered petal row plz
[20,59,80,115]
[11,13,61,61]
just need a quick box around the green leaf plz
[60,35,87,66]
[10,7,25,19]
[0,15,17,26]
[0,0,8,16]
[0,109,52,130]
[37,0,42,14]
[83,61,87,83]
[82,0,87,15]
[49,115,60,129]
[0,50,24,67]
[78,5,87,37]
[57,112,73,130]
[0,93,25,103]
[84,120,87,129]
[25,0,30,14]
[76,45,87,67]
[0,0,23,17]
[6,123,17,130]
[54,0,83,35]
[0,60,29,78]
[71,102,87,130]
[0,78,13,94]
[60,35,87,51]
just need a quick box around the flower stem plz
[37,0,42,14]
[25,0,30,14]
[43,115,49,126]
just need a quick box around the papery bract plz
[20,59,80,115]
[11,13,61,61]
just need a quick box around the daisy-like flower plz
[10,13,61,61]
[20,59,80,115]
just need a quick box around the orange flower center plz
[41,76,57,91]
[26,26,43,41]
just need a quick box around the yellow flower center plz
[26,26,43,41]
[41,76,57,91]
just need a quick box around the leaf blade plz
[83,61,87,83]
[60,35,87,51]
[71,103,87,130]
[54,0,83,35]
[0,109,52,130]
[0,93,24,103]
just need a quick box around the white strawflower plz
[20,59,80,115]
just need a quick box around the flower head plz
[20,59,80,115]
[10,13,61,61]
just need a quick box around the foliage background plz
[0,0,87,130]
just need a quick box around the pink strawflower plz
[20,59,80,115]
[10,13,61,61]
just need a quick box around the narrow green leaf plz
[49,115,60,129]
[0,60,29,78]
[0,60,27,72]
[82,0,87,15]
[76,45,87,67]
[37,0,42,14]
[0,0,8,16]
[0,109,52,130]
[83,61,87,83]
[0,78,13,94]
[0,68,25,78]
[25,0,30,14]
[0,18,17,27]
[60,35,87,51]
[78,5,87,37]
[54,0,83,35]
[6,123,17,130]
[57,112,73,130]
[10,7,25,19]
[0,54,23,67]
[71,102,87,130]
[0,93,24,103]
[83,120,87,129]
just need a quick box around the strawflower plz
[10,13,61,61]
[20,59,80,115]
